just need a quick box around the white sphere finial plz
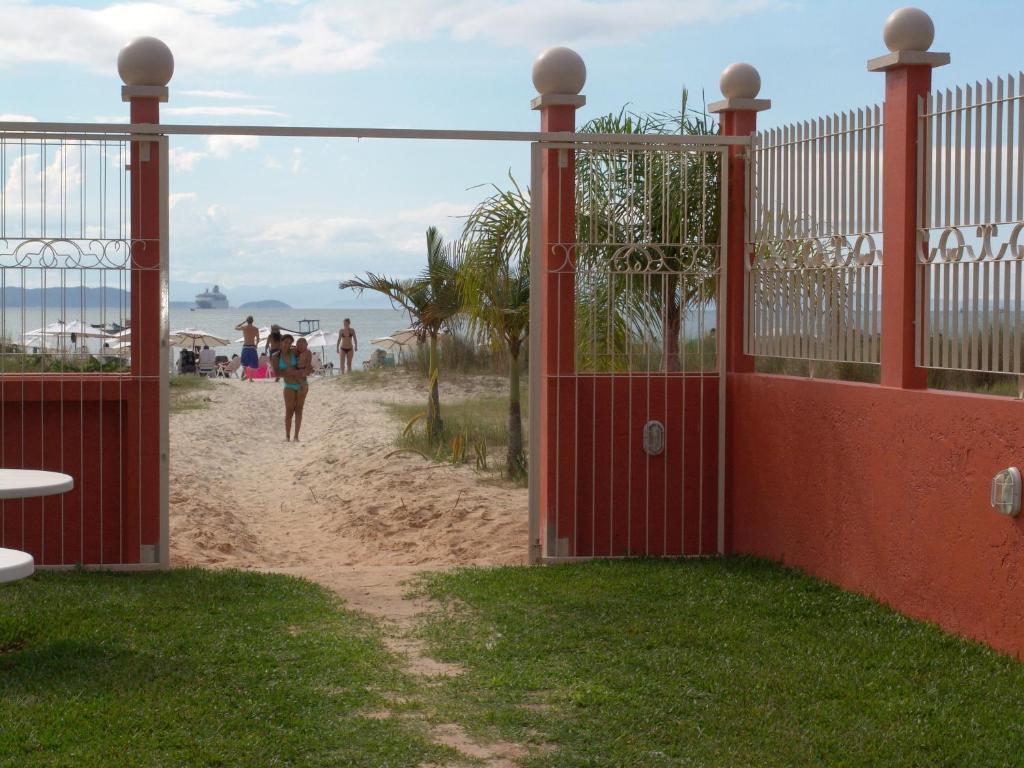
[118,36,174,87]
[532,47,586,96]
[883,7,935,52]
[719,62,761,100]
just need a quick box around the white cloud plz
[169,199,471,286]
[169,147,205,171]
[92,114,130,123]
[179,89,252,99]
[207,134,260,157]
[168,134,260,171]
[289,148,303,174]
[164,106,286,118]
[0,1,781,75]
[0,113,37,122]
[169,191,197,208]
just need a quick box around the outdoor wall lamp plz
[990,467,1022,517]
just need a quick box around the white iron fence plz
[917,75,1024,375]
[0,132,134,370]
[746,107,884,363]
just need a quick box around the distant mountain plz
[240,299,292,309]
[3,286,128,308]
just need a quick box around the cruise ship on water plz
[194,285,229,309]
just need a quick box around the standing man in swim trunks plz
[235,316,260,381]
[337,318,357,374]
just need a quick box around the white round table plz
[0,547,34,584]
[0,469,73,500]
[0,469,74,582]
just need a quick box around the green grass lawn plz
[418,558,1024,767]
[0,570,446,768]
[5,561,1024,767]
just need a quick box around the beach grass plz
[0,569,447,768]
[384,386,528,480]
[417,557,1024,767]
[170,374,215,413]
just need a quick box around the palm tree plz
[575,94,721,372]
[460,176,530,478]
[340,226,462,443]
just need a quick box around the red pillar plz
[709,69,770,555]
[123,75,169,562]
[533,89,585,558]
[715,109,760,374]
[869,49,948,388]
[709,72,770,375]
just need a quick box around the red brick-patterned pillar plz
[531,47,586,559]
[119,36,173,564]
[709,63,770,375]
[868,8,948,389]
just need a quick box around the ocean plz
[1,306,410,371]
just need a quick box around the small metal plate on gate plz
[991,467,1021,517]
[643,420,665,456]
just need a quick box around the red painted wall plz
[0,375,155,566]
[728,373,1024,657]
[548,374,719,557]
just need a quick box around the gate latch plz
[643,420,665,456]
[990,467,1021,517]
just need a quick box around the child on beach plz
[264,325,283,381]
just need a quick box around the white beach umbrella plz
[301,328,339,349]
[169,328,231,348]
[23,320,115,341]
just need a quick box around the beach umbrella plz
[370,335,401,350]
[300,328,339,361]
[23,320,115,350]
[169,328,231,348]
[24,320,115,341]
[387,328,420,346]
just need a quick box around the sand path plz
[170,373,527,574]
[170,372,532,764]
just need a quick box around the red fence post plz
[531,47,585,559]
[709,64,770,375]
[119,37,173,563]
[868,8,948,389]
[710,65,770,555]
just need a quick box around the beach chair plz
[218,358,241,378]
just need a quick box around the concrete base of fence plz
[728,373,1024,658]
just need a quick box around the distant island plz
[239,299,292,309]
[4,286,128,308]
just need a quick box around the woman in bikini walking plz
[277,334,310,441]
[336,318,357,374]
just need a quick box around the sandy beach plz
[170,371,527,572]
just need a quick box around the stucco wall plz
[728,373,1024,657]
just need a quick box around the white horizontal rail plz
[0,120,751,146]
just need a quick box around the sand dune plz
[169,373,528,572]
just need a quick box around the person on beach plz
[277,334,310,442]
[265,324,283,381]
[235,316,260,381]
[337,318,357,374]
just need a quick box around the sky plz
[0,0,1022,307]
